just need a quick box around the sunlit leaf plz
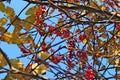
[113,50,120,56]
[115,59,119,67]
[117,32,120,37]
[21,15,35,30]
[0,52,7,69]
[89,2,98,9]
[32,63,48,75]
[101,5,106,11]
[0,2,5,12]
[5,6,15,17]
[0,18,7,27]
[38,51,50,60]
[82,39,87,44]
[10,59,24,69]
[26,6,36,15]
[97,39,104,47]
[20,35,33,44]
[3,32,13,44]
[66,3,71,7]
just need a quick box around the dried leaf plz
[0,52,7,69]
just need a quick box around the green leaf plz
[0,2,5,12]
[10,59,24,69]
[5,6,15,17]
[0,52,7,69]
[26,6,36,15]
[0,18,7,27]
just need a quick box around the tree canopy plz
[0,0,120,80]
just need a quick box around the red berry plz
[116,24,120,30]
[86,69,91,73]
[59,55,64,60]
[0,36,2,40]
[90,71,94,75]
[87,66,91,69]
[89,75,94,79]
[95,53,100,58]
[79,34,86,41]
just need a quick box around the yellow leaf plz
[21,15,35,30]
[38,51,50,60]
[115,59,119,67]
[0,52,7,69]
[82,39,87,44]
[114,50,120,56]
[26,6,36,15]
[3,32,13,44]
[32,63,48,75]
[76,2,80,5]
[97,39,104,47]
[89,2,98,9]
[5,6,15,17]
[0,18,7,27]
[0,27,6,34]
[101,34,108,38]
[117,32,120,37]
[66,3,71,7]
[101,5,106,11]
[0,2,5,12]
[10,59,24,69]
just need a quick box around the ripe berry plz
[0,36,2,40]
[116,24,120,30]
[79,34,86,41]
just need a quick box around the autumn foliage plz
[0,0,120,80]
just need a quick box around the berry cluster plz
[41,41,48,52]
[35,6,47,36]
[50,55,64,64]
[35,6,46,26]
[85,66,94,80]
